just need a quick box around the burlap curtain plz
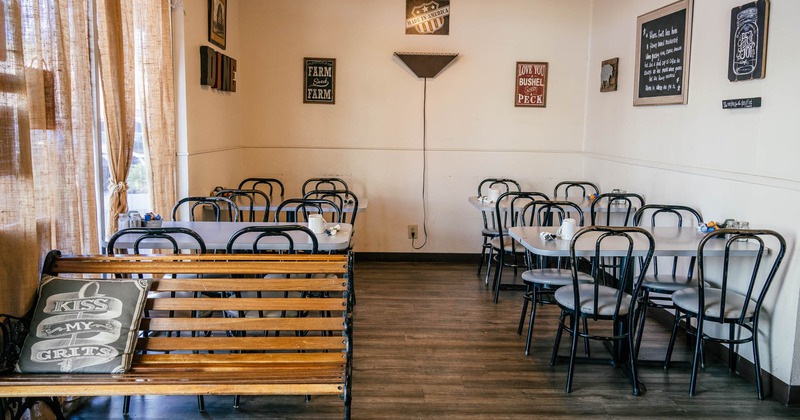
[135,0,177,216]
[0,0,98,316]
[95,0,135,235]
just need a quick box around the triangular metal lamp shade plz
[394,52,458,78]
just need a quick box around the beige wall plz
[173,0,800,386]
[585,0,800,386]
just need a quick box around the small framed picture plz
[208,0,227,50]
[515,62,548,107]
[304,58,336,104]
[601,58,619,92]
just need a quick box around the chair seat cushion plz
[554,284,631,317]
[489,238,524,254]
[522,269,592,287]
[672,288,756,320]
[642,274,697,293]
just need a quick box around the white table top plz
[508,226,762,258]
[106,221,353,252]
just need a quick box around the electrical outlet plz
[408,225,418,239]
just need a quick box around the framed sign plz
[601,58,619,92]
[728,0,769,81]
[304,58,336,104]
[208,0,227,50]
[634,0,693,106]
[406,0,450,35]
[514,62,547,107]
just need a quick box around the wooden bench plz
[0,250,353,419]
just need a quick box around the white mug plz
[487,187,501,202]
[556,218,576,240]
[308,214,325,234]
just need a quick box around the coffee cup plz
[487,187,501,202]
[556,218,576,240]
[308,214,325,234]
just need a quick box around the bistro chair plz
[301,177,350,195]
[238,177,285,202]
[553,181,599,199]
[551,226,655,396]
[171,196,239,222]
[489,190,549,304]
[275,198,342,224]
[476,178,522,278]
[106,227,208,414]
[517,200,592,356]
[214,188,271,222]
[665,228,786,399]
[590,192,645,227]
[632,204,703,358]
[304,189,359,226]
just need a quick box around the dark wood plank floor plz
[68,261,799,419]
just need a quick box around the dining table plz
[105,221,353,252]
[468,195,630,214]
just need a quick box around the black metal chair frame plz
[238,177,285,201]
[476,178,522,278]
[553,181,600,199]
[551,226,655,396]
[517,200,585,355]
[664,228,786,399]
[303,189,359,226]
[301,177,350,195]
[214,188,271,222]
[632,204,703,357]
[275,198,342,224]
[590,192,645,227]
[171,196,239,222]
[489,191,549,304]
[226,225,319,254]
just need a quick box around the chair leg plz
[565,313,581,393]
[551,310,566,366]
[518,284,531,335]
[728,323,736,373]
[484,247,494,286]
[477,238,488,275]
[626,319,642,396]
[634,290,650,360]
[493,254,504,304]
[197,395,205,413]
[689,317,704,396]
[752,322,765,400]
[123,396,131,415]
[524,288,538,356]
[664,310,682,370]
[582,317,591,357]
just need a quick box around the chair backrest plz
[237,177,285,200]
[569,226,655,320]
[302,177,349,195]
[275,198,342,223]
[696,229,786,323]
[553,181,600,199]
[633,204,703,279]
[171,196,239,222]
[214,188,270,222]
[477,178,521,197]
[590,192,645,227]
[226,225,319,254]
[521,200,585,228]
[106,227,207,255]
[303,189,359,225]
[495,191,549,249]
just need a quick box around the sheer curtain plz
[0,0,97,316]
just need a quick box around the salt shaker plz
[117,213,130,230]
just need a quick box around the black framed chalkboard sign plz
[304,58,336,104]
[634,0,694,106]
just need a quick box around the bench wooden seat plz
[0,251,353,420]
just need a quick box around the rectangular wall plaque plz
[304,58,336,104]
[722,97,761,109]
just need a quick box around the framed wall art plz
[600,58,619,92]
[728,0,769,81]
[405,0,450,35]
[634,0,694,106]
[208,0,227,50]
[514,62,547,107]
[304,58,336,104]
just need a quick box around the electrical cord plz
[412,77,429,249]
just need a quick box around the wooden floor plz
[68,261,799,419]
